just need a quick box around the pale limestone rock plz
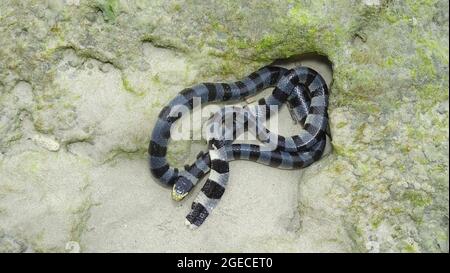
[32,134,60,151]
[0,0,448,253]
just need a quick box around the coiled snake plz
[148,66,329,228]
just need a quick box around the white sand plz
[79,58,335,252]
[0,50,339,252]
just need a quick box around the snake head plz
[172,176,194,201]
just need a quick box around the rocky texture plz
[0,0,448,252]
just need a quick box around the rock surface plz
[0,0,448,252]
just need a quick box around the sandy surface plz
[80,58,334,252]
[0,1,447,253]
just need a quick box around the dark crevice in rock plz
[270,52,333,86]
[140,36,188,53]
[53,45,122,70]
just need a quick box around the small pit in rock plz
[271,53,333,88]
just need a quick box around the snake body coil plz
[149,66,329,228]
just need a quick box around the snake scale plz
[149,66,329,229]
